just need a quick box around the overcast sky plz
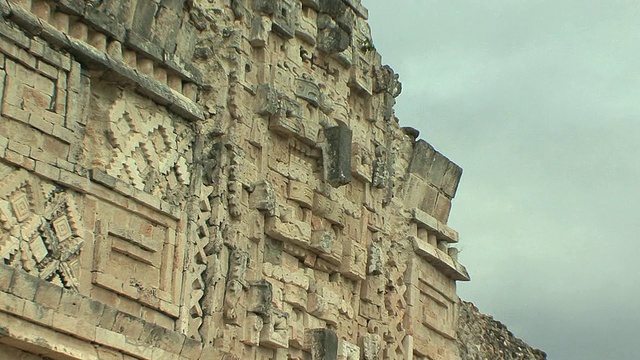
[365,1,640,359]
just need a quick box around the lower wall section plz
[0,263,203,360]
[457,301,547,360]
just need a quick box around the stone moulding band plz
[412,207,460,243]
[1,2,205,122]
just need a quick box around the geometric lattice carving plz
[105,96,190,191]
[0,166,84,290]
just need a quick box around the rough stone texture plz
[457,302,548,360]
[0,0,542,359]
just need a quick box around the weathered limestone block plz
[441,161,464,199]
[270,98,320,145]
[223,249,250,324]
[323,126,353,187]
[272,0,296,39]
[260,308,290,349]
[340,239,366,281]
[427,151,452,190]
[312,193,345,226]
[249,16,271,48]
[247,280,273,315]
[372,145,389,189]
[349,53,373,95]
[250,179,276,215]
[361,333,382,360]
[317,15,350,54]
[361,275,385,306]
[338,339,360,360]
[367,240,384,275]
[310,229,336,255]
[333,43,353,68]
[408,140,462,202]
[306,328,339,360]
[294,77,320,107]
[256,83,279,116]
[265,211,312,249]
[288,180,314,208]
[307,288,336,324]
[319,0,355,33]
[351,142,372,182]
[283,283,308,310]
[373,65,402,97]
[242,313,264,346]
[296,3,318,45]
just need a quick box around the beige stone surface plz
[0,0,539,359]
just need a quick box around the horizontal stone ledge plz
[411,236,470,281]
[89,169,181,221]
[2,8,205,122]
[412,207,459,243]
[5,0,203,85]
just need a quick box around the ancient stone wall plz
[0,0,472,359]
[457,302,547,360]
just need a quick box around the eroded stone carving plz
[0,167,83,290]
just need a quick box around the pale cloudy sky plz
[365,1,640,359]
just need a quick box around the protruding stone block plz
[312,192,345,226]
[294,77,320,106]
[242,313,264,346]
[317,16,350,54]
[340,240,366,280]
[372,145,389,189]
[260,309,290,349]
[256,83,279,116]
[247,280,273,315]
[408,140,436,179]
[323,126,352,187]
[361,333,381,360]
[265,216,312,248]
[373,65,402,97]
[250,179,276,215]
[270,98,320,145]
[301,0,320,11]
[427,151,451,189]
[306,328,339,360]
[367,242,383,275]
[319,0,354,33]
[310,229,335,254]
[441,161,463,198]
[338,339,360,360]
[254,0,277,15]
[272,0,296,39]
[249,16,271,48]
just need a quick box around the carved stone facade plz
[0,0,486,359]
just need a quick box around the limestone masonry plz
[0,0,544,359]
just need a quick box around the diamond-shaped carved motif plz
[0,168,84,291]
[9,192,30,222]
[30,236,48,263]
[52,216,72,241]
